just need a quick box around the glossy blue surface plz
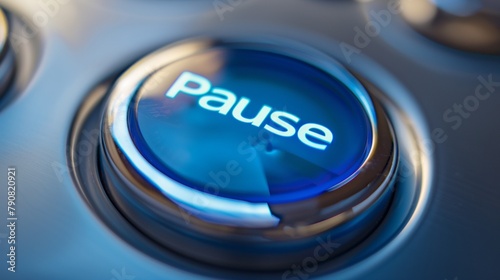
[129,48,374,203]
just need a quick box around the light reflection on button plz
[99,38,398,269]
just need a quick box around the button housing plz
[99,38,398,269]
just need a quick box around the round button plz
[401,0,500,54]
[130,48,373,204]
[100,38,398,269]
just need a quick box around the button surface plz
[130,48,373,204]
[100,38,397,269]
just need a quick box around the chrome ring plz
[100,37,398,269]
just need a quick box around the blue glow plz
[129,49,375,203]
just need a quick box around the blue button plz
[128,48,374,204]
[101,38,397,269]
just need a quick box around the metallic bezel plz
[99,38,398,269]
